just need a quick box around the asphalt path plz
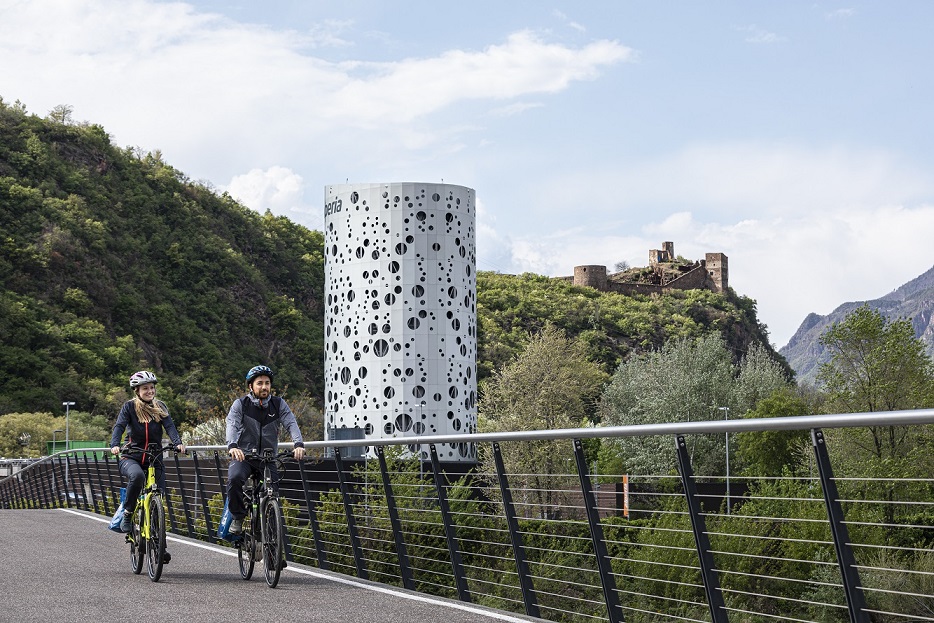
[0,509,544,623]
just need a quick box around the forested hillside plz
[0,99,325,423]
[0,98,786,433]
[477,271,790,381]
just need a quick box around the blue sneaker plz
[119,512,133,533]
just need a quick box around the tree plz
[817,305,933,415]
[598,335,789,475]
[478,323,609,518]
[816,305,934,482]
[734,386,813,476]
[47,104,74,125]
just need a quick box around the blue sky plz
[3,0,934,348]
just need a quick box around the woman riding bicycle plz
[110,371,186,535]
[226,365,304,535]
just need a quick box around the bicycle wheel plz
[146,494,166,582]
[262,499,285,588]
[237,510,255,580]
[129,504,144,575]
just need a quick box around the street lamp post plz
[63,401,75,484]
[52,429,64,453]
[718,406,730,515]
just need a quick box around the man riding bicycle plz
[226,365,305,535]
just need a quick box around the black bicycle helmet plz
[245,365,274,384]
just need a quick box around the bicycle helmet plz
[245,365,274,384]
[129,370,158,387]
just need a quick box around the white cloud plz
[320,30,633,125]
[489,101,544,117]
[226,166,322,229]
[0,1,633,185]
[826,8,856,20]
[737,24,786,44]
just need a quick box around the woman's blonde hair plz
[132,394,167,423]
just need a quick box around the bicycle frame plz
[123,443,172,582]
[236,449,289,587]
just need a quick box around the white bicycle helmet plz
[129,370,158,387]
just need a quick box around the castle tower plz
[323,183,477,462]
[573,265,608,290]
[649,242,674,265]
[705,252,729,293]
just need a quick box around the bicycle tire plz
[262,498,285,588]
[146,494,166,582]
[238,510,255,580]
[129,504,144,575]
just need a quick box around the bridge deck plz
[0,509,541,623]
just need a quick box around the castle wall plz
[573,265,608,290]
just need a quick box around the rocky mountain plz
[779,265,934,384]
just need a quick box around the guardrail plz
[2,410,933,623]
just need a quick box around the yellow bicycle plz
[123,443,179,582]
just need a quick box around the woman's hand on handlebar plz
[110,446,121,456]
[229,447,245,462]
[293,446,305,461]
[175,444,187,455]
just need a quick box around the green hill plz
[0,98,324,422]
[0,98,786,426]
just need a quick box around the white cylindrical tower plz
[324,182,477,461]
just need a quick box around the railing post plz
[573,438,623,623]
[82,453,99,512]
[676,434,729,623]
[38,463,52,508]
[65,455,79,509]
[173,452,195,538]
[334,447,369,579]
[492,442,540,618]
[191,452,216,543]
[811,429,869,623]
[375,446,413,590]
[165,489,180,534]
[92,453,110,515]
[74,453,90,511]
[104,453,119,511]
[213,451,227,505]
[429,443,471,603]
[55,455,70,507]
[297,459,329,570]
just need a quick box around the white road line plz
[58,508,536,623]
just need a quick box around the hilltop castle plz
[563,241,728,296]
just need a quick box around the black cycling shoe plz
[163,551,171,564]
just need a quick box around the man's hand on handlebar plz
[110,446,121,456]
[293,446,305,461]
[229,447,245,462]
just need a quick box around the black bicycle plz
[234,448,291,588]
[122,443,181,582]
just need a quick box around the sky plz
[3,0,934,349]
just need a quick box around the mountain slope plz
[0,99,325,420]
[779,265,934,384]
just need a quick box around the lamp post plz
[63,401,75,484]
[718,406,730,514]
[52,429,64,454]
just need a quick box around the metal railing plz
[2,410,933,623]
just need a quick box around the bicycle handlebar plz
[122,443,185,456]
